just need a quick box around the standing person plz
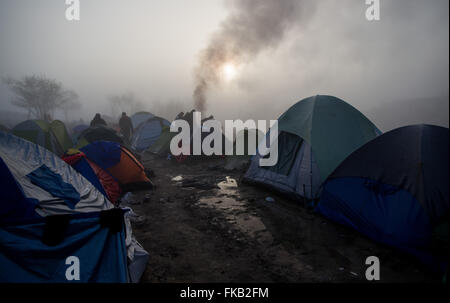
[90,113,107,127]
[175,112,185,120]
[119,112,133,143]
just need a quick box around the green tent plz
[244,95,381,200]
[12,120,64,156]
[147,126,175,156]
[50,120,73,152]
[277,95,382,182]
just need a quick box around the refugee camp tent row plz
[131,116,171,152]
[244,95,382,201]
[0,131,148,282]
[316,124,449,273]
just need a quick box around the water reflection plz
[198,176,273,245]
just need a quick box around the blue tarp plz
[27,164,81,209]
[0,158,39,222]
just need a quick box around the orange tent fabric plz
[106,147,151,185]
[86,158,121,203]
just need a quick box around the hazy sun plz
[222,63,237,81]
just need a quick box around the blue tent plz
[0,132,148,282]
[316,124,449,273]
[0,211,129,282]
[80,141,122,170]
[131,111,154,129]
[131,116,170,152]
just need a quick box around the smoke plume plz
[193,0,304,111]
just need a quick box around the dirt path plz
[126,153,439,283]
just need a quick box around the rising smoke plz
[193,0,306,111]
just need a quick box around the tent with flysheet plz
[244,95,381,201]
[62,151,122,204]
[80,141,153,192]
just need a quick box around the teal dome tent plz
[244,95,381,201]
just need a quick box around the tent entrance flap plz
[263,131,303,176]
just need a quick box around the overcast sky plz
[0,0,448,131]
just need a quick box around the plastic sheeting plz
[27,164,81,209]
[0,132,113,217]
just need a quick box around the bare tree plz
[3,75,78,121]
[60,91,82,122]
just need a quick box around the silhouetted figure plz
[90,113,107,127]
[175,112,185,120]
[119,112,133,142]
[183,109,196,130]
[201,115,214,123]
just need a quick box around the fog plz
[0,0,448,131]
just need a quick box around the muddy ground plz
[124,152,440,283]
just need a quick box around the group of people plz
[90,112,134,142]
[89,109,211,144]
[175,110,214,129]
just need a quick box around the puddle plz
[217,176,238,190]
[198,176,273,245]
[171,175,184,182]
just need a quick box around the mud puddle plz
[197,176,273,245]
